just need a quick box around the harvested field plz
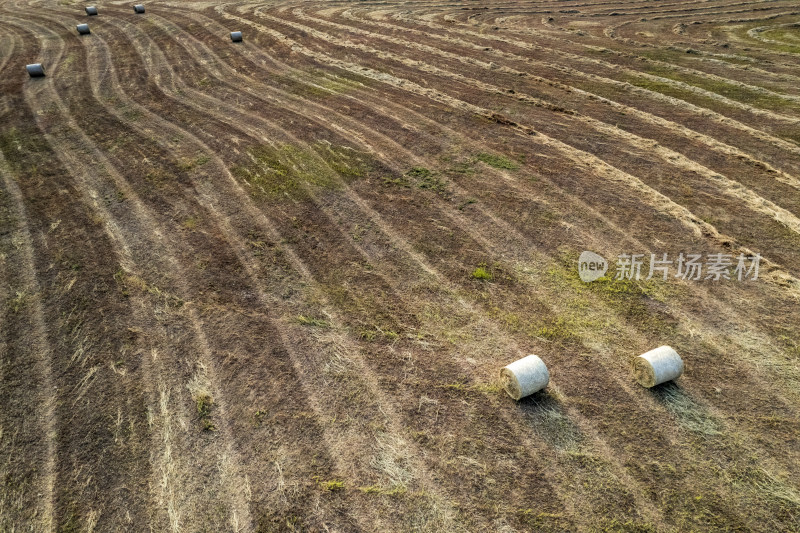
[1,0,799,531]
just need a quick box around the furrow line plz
[3,15,255,532]
[120,6,800,524]
[223,4,800,295]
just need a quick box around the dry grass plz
[2,0,800,530]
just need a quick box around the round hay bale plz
[133,4,145,13]
[26,63,45,77]
[500,354,549,400]
[77,23,91,35]
[633,346,684,388]
[85,6,98,15]
[230,31,243,42]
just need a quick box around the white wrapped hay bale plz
[26,63,45,77]
[500,354,549,400]
[133,4,145,13]
[77,23,91,35]
[230,31,243,42]
[633,346,684,388]
[85,6,98,15]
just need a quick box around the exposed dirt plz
[1,0,799,531]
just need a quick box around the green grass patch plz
[358,485,408,496]
[403,166,449,194]
[359,329,377,342]
[406,167,431,179]
[316,479,346,492]
[535,316,579,341]
[475,152,521,170]
[471,265,493,281]
[382,175,411,187]
[231,144,333,200]
[231,143,370,201]
[417,174,446,191]
[196,393,214,417]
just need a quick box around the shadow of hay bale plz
[649,382,724,436]
[517,390,585,451]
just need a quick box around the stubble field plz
[1,0,800,531]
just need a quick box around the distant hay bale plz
[230,31,243,42]
[77,23,91,35]
[133,4,145,13]
[500,354,549,400]
[26,63,45,77]
[633,346,684,388]
[85,6,98,15]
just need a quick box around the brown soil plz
[1,1,799,531]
